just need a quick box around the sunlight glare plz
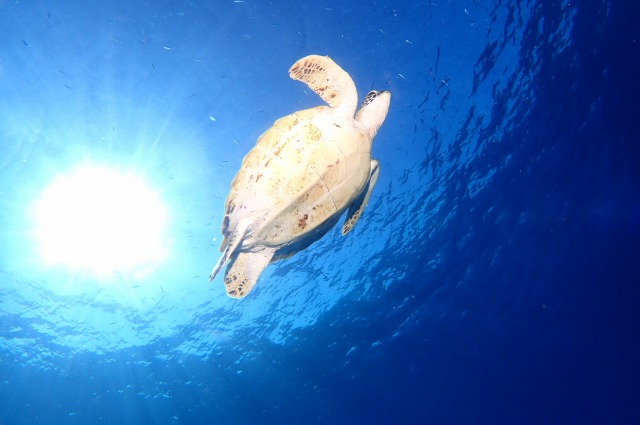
[31,164,170,279]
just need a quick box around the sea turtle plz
[209,54,391,298]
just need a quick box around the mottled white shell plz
[221,105,371,249]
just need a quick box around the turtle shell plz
[221,105,371,248]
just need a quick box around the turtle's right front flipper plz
[288,55,357,115]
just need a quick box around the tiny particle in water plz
[398,73,406,79]
[162,46,173,51]
[405,39,413,44]
[209,115,216,122]
[22,40,28,46]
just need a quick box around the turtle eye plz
[361,90,379,107]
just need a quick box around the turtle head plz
[355,90,391,140]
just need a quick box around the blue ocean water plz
[1,0,638,423]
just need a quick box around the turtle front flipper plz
[342,160,380,236]
[288,55,357,115]
[224,247,276,298]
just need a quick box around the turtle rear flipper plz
[224,247,276,299]
[342,160,380,236]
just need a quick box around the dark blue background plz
[1,0,638,424]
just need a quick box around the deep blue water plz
[1,0,639,424]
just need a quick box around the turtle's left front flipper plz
[223,247,276,298]
[342,159,380,236]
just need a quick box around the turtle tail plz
[209,245,230,281]
[209,218,251,282]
